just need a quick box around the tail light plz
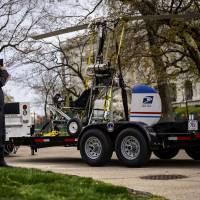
[23,104,28,116]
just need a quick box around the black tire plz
[4,149,9,157]
[66,118,82,137]
[185,147,200,160]
[115,128,151,167]
[4,143,14,156]
[80,128,113,166]
[153,148,179,159]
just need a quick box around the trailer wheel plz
[185,147,200,160]
[115,128,151,167]
[153,148,179,159]
[80,128,113,166]
[66,118,82,137]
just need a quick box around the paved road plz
[7,147,200,200]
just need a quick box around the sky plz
[4,80,44,114]
[2,31,87,115]
[0,0,106,115]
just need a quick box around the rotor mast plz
[94,22,107,64]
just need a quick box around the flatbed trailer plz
[8,120,200,167]
[21,17,200,167]
[10,136,78,155]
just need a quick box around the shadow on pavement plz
[10,156,200,169]
[147,158,200,168]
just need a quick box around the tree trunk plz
[146,27,174,121]
[151,51,174,120]
[181,32,200,73]
[44,93,48,121]
[133,0,174,121]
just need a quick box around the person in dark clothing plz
[0,59,10,167]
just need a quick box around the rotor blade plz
[31,23,89,40]
[124,13,200,22]
[32,13,200,40]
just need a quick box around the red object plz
[23,104,27,110]
[64,138,76,143]
[195,134,200,139]
[130,112,162,114]
[177,136,192,141]
[34,138,44,143]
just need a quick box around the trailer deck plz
[10,136,77,147]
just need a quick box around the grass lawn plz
[0,168,166,200]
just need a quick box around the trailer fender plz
[77,122,152,150]
[114,122,152,147]
[77,124,107,150]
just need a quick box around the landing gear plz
[66,118,82,137]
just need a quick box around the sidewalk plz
[7,147,200,200]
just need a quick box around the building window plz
[169,83,177,102]
[184,80,193,100]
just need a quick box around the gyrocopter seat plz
[52,94,65,108]
[70,89,91,108]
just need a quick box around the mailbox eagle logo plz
[143,96,154,104]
